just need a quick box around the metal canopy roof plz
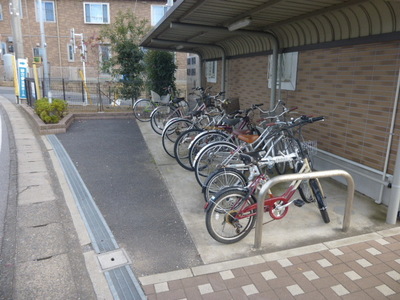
[140,0,400,60]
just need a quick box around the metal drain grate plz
[47,134,146,300]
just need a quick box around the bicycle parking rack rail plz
[254,170,355,250]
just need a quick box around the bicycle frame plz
[209,157,320,222]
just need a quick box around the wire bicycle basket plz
[302,140,318,157]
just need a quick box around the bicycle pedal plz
[293,199,305,207]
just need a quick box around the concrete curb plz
[19,103,134,135]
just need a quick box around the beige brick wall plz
[225,41,400,174]
[0,0,185,86]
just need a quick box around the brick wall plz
[0,0,186,87]
[226,41,400,174]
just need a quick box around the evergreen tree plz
[99,12,149,102]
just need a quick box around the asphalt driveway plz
[56,118,202,277]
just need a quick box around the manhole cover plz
[97,249,131,270]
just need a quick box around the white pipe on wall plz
[386,137,400,224]
[377,66,400,204]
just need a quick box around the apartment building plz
[0,0,187,92]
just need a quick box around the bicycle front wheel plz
[174,128,204,170]
[309,179,330,223]
[295,161,316,203]
[133,99,155,122]
[188,130,230,169]
[206,189,256,244]
[162,119,193,158]
[194,141,241,187]
[150,105,180,135]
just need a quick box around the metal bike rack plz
[254,170,355,250]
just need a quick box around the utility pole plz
[9,0,24,59]
[38,0,50,98]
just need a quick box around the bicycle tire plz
[150,105,181,135]
[295,161,316,203]
[273,136,288,175]
[133,99,155,122]
[205,188,256,244]
[203,167,247,202]
[188,130,230,169]
[194,141,240,187]
[309,178,330,223]
[174,128,204,170]
[161,119,193,158]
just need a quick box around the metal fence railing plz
[25,78,134,110]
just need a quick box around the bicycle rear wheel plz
[203,168,247,202]
[133,99,155,122]
[174,128,204,170]
[205,188,256,244]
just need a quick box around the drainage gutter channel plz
[47,134,146,300]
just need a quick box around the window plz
[35,1,55,22]
[100,45,111,62]
[206,61,217,83]
[33,47,44,62]
[0,4,3,21]
[99,45,111,72]
[268,52,298,91]
[1,42,6,56]
[84,3,109,24]
[67,44,74,62]
[151,5,171,26]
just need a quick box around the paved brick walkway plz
[141,230,400,299]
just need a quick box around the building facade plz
[0,0,186,93]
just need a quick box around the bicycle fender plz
[189,130,229,149]
[204,186,249,213]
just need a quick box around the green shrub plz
[35,98,68,124]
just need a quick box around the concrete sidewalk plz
[0,97,103,299]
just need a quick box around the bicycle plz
[173,104,254,170]
[193,119,291,187]
[204,118,329,244]
[201,115,321,202]
[133,87,185,122]
[192,101,297,186]
[161,92,228,158]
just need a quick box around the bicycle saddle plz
[237,134,259,144]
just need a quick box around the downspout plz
[55,0,63,78]
[386,138,400,224]
[267,33,279,110]
[377,66,400,204]
[221,52,226,93]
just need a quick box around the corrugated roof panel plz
[141,0,400,60]
[373,1,396,32]
[334,10,352,40]
[353,5,373,36]
[316,15,335,42]
[362,2,385,35]
[324,12,344,41]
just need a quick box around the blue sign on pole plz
[18,59,28,99]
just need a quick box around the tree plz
[99,12,149,102]
[144,50,177,96]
